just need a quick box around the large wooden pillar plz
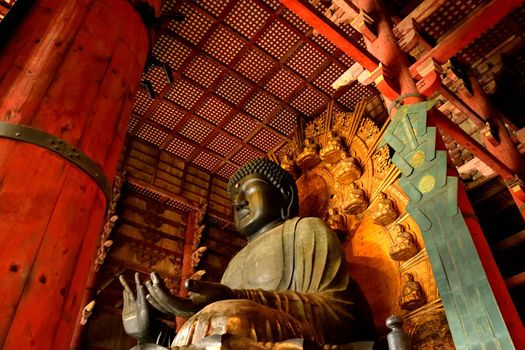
[0,0,160,348]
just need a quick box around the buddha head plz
[228,158,299,238]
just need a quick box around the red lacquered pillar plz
[0,0,160,348]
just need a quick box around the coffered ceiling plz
[128,0,380,179]
[127,0,525,180]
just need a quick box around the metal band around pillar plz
[0,122,112,206]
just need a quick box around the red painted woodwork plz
[437,84,485,128]
[428,109,515,181]
[355,0,421,104]
[279,0,379,72]
[0,0,154,348]
[410,0,525,78]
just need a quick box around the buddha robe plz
[172,217,355,347]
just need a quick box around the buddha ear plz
[280,185,297,219]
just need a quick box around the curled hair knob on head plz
[228,158,299,219]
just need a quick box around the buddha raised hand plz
[121,158,366,349]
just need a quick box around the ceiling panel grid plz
[129,0,381,179]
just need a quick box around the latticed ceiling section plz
[128,0,525,179]
[128,0,378,179]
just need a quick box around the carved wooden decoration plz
[94,173,126,272]
[190,203,209,276]
[277,97,453,347]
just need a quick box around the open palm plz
[120,273,151,342]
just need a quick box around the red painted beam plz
[410,0,525,78]
[428,109,515,181]
[437,84,485,128]
[279,0,379,72]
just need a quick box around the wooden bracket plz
[394,18,432,54]
[358,63,399,100]
[415,58,443,97]
[506,175,525,202]
[331,62,365,90]
[481,120,500,146]
[351,9,377,41]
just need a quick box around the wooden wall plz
[83,138,246,349]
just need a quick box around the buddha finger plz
[122,288,131,311]
[136,284,148,310]
[146,293,171,314]
[134,272,143,288]
[145,280,178,314]
[119,275,135,301]
[151,280,194,313]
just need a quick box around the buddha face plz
[231,173,284,238]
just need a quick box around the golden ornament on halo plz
[296,137,320,170]
[319,131,345,164]
[333,155,362,184]
[388,224,419,261]
[280,154,298,179]
[342,182,368,215]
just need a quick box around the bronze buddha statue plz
[120,158,371,350]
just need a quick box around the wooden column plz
[0,0,159,348]
[176,211,197,330]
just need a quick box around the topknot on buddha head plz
[228,158,299,219]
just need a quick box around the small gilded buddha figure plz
[320,130,345,163]
[342,182,368,215]
[280,154,298,179]
[399,273,426,311]
[120,158,368,350]
[388,224,419,261]
[327,206,347,239]
[371,192,398,226]
[295,137,320,169]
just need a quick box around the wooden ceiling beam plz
[410,0,525,78]
[117,218,184,243]
[127,177,233,225]
[429,109,515,181]
[106,256,181,282]
[127,177,197,208]
[114,233,184,260]
[280,0,379,72]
